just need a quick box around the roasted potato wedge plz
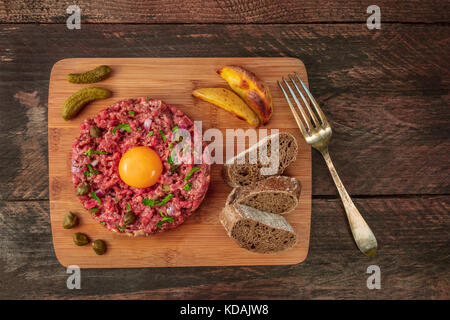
[217,66,273,125]
[192,88,260,127]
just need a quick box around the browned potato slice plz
[217,66,273,125]
[192,88,260,127]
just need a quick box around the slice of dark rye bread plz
[229,176,301,215]
[220,202,297,253]
[222,132,298,187]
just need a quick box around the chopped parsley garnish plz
[157,211,174,228]
[156,193,174,206]
[172,126,179,132]
[112,123,132,134]
[91,208,99,213]
[167,155,173,165]
[126,203,131,211]
[159,130,166,142]
[100,221,106,226]
[148,130,154,137]
[137,127,141,132]
[146,96,150,102]
[143,194,174,207]
[168,142,174,149]
[117,225,127,231]
[183,182,192,191]
[128,110,135,117]
[90,191,101,205]
[185,166,200,180]
[142,198,155,207]
[84,149,109,157]
[83,163,99,177]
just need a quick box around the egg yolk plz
[119,146,163,188]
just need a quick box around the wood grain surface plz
[1,0,449,23]
[0,1,449,299]
[48,57,311,268]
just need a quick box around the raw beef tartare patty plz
[71,97,210,236]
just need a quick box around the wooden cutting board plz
[48,57,311,268]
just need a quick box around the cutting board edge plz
[48,57,311,268]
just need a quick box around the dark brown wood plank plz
[0,196,448,299]
[0,24,449,200]
[1,0,449,23]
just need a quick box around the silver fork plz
[278,73,378,257]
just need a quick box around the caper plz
[63,212,78,229]
[76,183,90,196]
[169,164,180,174]
[73,233,89,246]
[92,239,107,255]
[90,126,101,138]
[123,211,136,225]
[162,184,171,193]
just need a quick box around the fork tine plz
[277,80,307,136]
[282,77,312,131]
[288,74,320,128]
[295,73,328,125]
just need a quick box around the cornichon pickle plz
[90,126,101,138]
[63,212,78,229]
[62,87,111,120]
[73,233,89,246]
[76,183,90,196]
[123,211,136,225]
[67,65,111,84]
[92,239,106,255]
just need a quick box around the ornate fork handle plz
[321,148,378,257]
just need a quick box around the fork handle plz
[321,148,378,257]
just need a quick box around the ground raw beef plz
[71,97,210,236]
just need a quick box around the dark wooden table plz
[0,0,449,299]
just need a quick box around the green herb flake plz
[112,123,132,134]
[128,110,135,117]
[91,207,99,213]
[126,203,131,211]
[137,127,141,132]
[146,96,150,102]
[156,193,174,206]
[90,191,101,205]
[157,211,175,228]
[183,182,192,191]
[159,130,166,142]
[85,149,109,157]
[148,130,154,137]
[168,142,174,149]
[83,163,99,177]
[117,225,127,231]
[185,166,200,180]
[142,198,155,207]
[171,126,179,132]
[100,221,106,226]
[167,155,173,165]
